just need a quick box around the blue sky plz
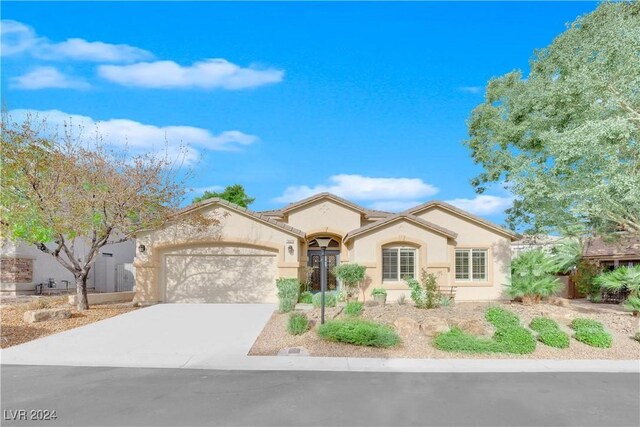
[1,1,597,225]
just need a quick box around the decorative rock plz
[294,303,314,311]
[419,317,450,337]
[549,297,571,308]
[23,308,71,323]
[277,347,310,357]
[450,319,490,336]
[393,317,420,337]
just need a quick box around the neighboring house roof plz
[583,236,640,259]
[176,197,306,238]
[344,213,458,242]
[402,201,519,241]
[259,192,392,219]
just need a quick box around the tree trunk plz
[75,275,89,311]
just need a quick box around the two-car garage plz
[163,245,278,303]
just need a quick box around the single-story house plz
[133,193,518,304]
[583,236,640,270]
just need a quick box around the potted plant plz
[371,288,387,305]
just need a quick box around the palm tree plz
[506,249,562,303]
[594,265,640,315]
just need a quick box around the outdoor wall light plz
[138,244,146,253]
[287,245,294,255]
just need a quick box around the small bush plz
[633,332,640,343]
[493,326,537,354]
[485,306,521,328]
[287,312,310,335]
[344,301,363,317]
[276,278,300,313]
[371,288,387,296]
[571,318,604,330]
[434,307,536,354]
[433,328,498,353]
[506,249,562,302]
[570,317,612,348]
[299,291,313,304]
[318,319,400,348]
[397,294,406,305]
[438,295,453,308]
[623,296,640,314]
[529,317,570,349]
[574,329,612,348]
[312,291,337,308]
[406,269,442,308]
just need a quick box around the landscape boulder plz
[549,297,571,308]
[419,317,450,337]
[449,318,490,336]
[23,308,71,323]
[393,317,420,337]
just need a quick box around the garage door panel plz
[164,250,277,303]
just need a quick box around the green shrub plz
[405,269,442,308]
[433,307,536,354]
[332,263,367,300]
[312,291,337,308]
[575,259,602,297]
[344,301,364,317]
[276,278,300,313]
[396,294,406,305]
[318,319,400,348]
[287,312,310,335]
[438,295,453,308]
[506,249,562,303]
[574,328,613,348]
[493,325,537,354]
[299,291,313,304]
[433,328,499,353]
[371,288,387,296]
[595,265,640,314]
[623,295,640,314]
[529,317,570,349]
[571,318,604,330]
[570,317,612,348]
[485,306,521,328]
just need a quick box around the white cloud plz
[98,59,284,89]
[274,175,439,204]
[1,19,153,62]
[10,66,89,90]
[459,86,484,94]
[444,195,513,216]
[190,185,224,195]
[7,109,260,164]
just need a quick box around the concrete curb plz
[2,355,638,373]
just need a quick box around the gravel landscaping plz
[248,300,640,359]
[1,296,138,348]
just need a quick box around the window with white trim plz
[382,247,416,281]
[455,249,487,281]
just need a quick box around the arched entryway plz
[306,236,341,292]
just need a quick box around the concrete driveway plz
[0,304,275,369]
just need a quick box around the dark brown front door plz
[308,251,339,292]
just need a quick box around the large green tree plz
[465,1,640,237]
[192,184,255,207]
[0,114,198,310]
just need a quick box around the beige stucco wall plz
[133,203,302,304]
[285,200,363,238]
[347,219,452,302]
[415,207,512,301]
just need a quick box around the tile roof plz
[583,236,640,258]
[179,198,306,238]
[259,192,391,219]
[344,213,457,242]
[402,200,519,240]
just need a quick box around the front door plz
[307,251,339,292]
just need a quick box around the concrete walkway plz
[1,303,638,373]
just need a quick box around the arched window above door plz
[307,237,340,249]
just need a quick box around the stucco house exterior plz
[133,193,518,305]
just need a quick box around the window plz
[455,249,487,281]
[382,248,416,281]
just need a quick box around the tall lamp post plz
[315,237,332,324]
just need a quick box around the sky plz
[1,1,598,226]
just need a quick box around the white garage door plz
[164,246,278,303]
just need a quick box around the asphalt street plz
[1,365,638,427]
